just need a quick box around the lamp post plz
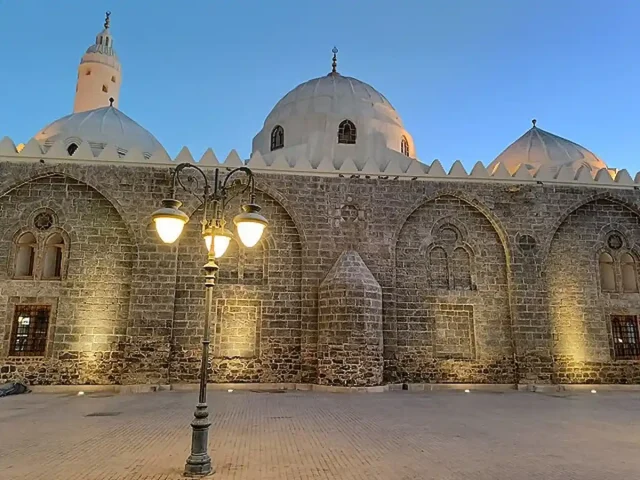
[152,163,268,477]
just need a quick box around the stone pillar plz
[317,250,383,386]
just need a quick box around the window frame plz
[270,125,284,151]
[610,315,640,360]
[8,304,53,357]
[337,120,357,145]
[401,135,410,157]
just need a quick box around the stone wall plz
[318,250,383,386]
[0,159,638,385]
[0,175,133,384]
[169,191,303,383]
[547,198,640,383]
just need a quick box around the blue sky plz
[0,1,638,171]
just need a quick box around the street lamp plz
[151,163,268,477]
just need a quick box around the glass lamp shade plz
[152,199,189,244]
[233,204,268,248]
[204,227,234,258]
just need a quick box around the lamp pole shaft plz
[184,252,218,477]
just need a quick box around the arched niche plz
[170,189,303,384]
[394,194,512,382]
[0,174,134,383]
[547,198,640,364]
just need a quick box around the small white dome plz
[489,121,608,174]
[252,67,415,164]
[35,106,163,158]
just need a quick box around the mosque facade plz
[1,14,639,387]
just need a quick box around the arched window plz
[429,247,448,289]
[15,233,36,278]
[401,136,410,157]
[338,120,357,144]
[105,37,109,47]
[270,125,284,151]
[67,143,78,156]
[43,233,64,279]
[452,247,472,289]
[621,253,638,293]
[599,252,615,292]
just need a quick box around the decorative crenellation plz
[1,136,638,188]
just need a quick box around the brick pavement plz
[0,389,639,480]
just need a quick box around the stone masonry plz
[0,160,639,386]
[318,250,383,386]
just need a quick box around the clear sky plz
[0,1,638,171]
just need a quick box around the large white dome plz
[252,67,415,165]
[35,106,163,158]
[489,121,608,174]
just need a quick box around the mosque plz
[1,13,639,388]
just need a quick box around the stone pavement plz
[1,389,639,480]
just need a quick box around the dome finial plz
[331,46,338,74]
[104,11,111,29]
[532,118,537,128]
[109,97,115,107]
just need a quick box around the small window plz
[85,69,91,76]
[270,125,284,151]
[102,85,108,93]
[105,37,109,47]
[43,233,64,279]
[599,252,615,291]
[621,253,638,293]
[338,120,357,144]
[67,143,78,156]
[401,136,410,157]
[9,305,51,356]
[111,75,116,83]
[15,233,36,277]
[611,315,640,360]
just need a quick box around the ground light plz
[151,163,267,478]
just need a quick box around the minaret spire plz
[104,11,111,30]
[331,47,338,74]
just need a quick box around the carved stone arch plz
[393,190,511,263]
[541,192,640,263]
[595,247,617,293]
[0,170,140,247]
[40,227,71,280]
[596,224,636,253]
[6,227,38,278]
[430,215,470,242]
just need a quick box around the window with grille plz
[270,125,284,151]
[9,305,51,356]
[338,120,357,144]
[611,315,640,360]
[401,136,410,157]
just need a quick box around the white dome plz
[252,69,415,164]
[489,121,608,174]
[35,106,163,158]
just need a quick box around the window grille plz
[9,305,51,356]
[270,125,284,151]
[611,315,640,360]
[338,120,357,144]
[401,136,410,157]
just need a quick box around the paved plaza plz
[1,388,639,480]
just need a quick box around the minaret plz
[73,11,122,113]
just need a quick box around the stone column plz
[317,250,383,386]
